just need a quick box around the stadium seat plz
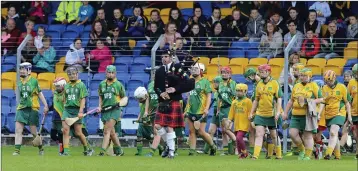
[206,74,216,82]
[86,114,100,135]
[79,72,92,81]
[196,57,210,67]
[228,48,245,58]
[89,96,99,108]
[269,64,283,79]
[81,31,91,40]
[5,112,15,133]
[245,49,260,59]
[1,95,12,107]
[326,58,346,67]
[55,73,69,82]
[117,72,130,83]
[93,73,106,80]
[345,59,358,68]
[2,71,17,80]
[344,48,358,60]
[249,58,268,65]
[177,1,193,9]
[230,58,249,68]
[127,80,144,91]
[306,65,322,75]
[336,76,344,83]
[3,55,17,65]
[143,8,160,16]
[37,73,55,90]
[229,64,244,74]
[1,8,8,17]
[181,8,193,17]
[268,58,285,67]
[307,58,326,68]
[84,25,92,32]
[62,30,79,42]
[130,63,146,73]
[162,16,169,24]
[133,56,151,66]
[1,63,15,72]
[1,79,14,90]
[231,74,246,83]
[90,80,101,91]
[211,57,229,66]
[55,62,65,73]
[114,56,133,65]
[300,58,307,65]
[206,64,221,75]
[124,8,133,16]
[126,98,139,108]
[66,25,84,34]
[115,63,129,73]
[133,40,148,57]
[160,8,171,16]
[230,41,251,49]
[221,8,232,18]
[48,24,66,34]
[321,25,328,37]
[130,73,150,83]
[46,30,61,41]
[128,39,136,49]
[347,41,357,48]
[245,64,259,71]
[323,65,342,75]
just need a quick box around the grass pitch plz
[1,146,357,171]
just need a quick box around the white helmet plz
[192,63,205,72]
[53,77,67,92]
[134,87,147,99]
[19,62,32,76]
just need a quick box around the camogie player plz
[347,64,358,159]
[52,77,67,155]
[249,64,282,160]
[227,83,252,159]
[283,68,323,160]
[320,70,352,160]
[313,80,326,159]
[185,63,217,156]
[217,67,237,155]
[13,62,49,156]
[62,66,93,156]
[98,65,125,156]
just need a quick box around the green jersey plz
[185,78,212,115]
[98,79,126,108]
[64,80,88,108]
[213,92,219,108]
[17,76,41,111]
[146,81,158,115]
[218,79,236,107]
[53,91,65,117]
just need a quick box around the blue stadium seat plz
[133,40,148,57]
[249,41,260,48]
[81,31,91,40]
[62,40,73,48]
[84,25,92,32]
[124,8,133,16]
[115,63,129,73]
[56,47,68,58]
[34,24,48,32]
[126,98,138,108]
[127,80,144,91]
[130,73,149,84]
[48,24,66,34]
[212,2,231,8]
[62,31,79,42]
[133,56,151,66]
[10,97,16,108]
[79,72,92,80]
[125,106,140,115]
[345,59,358,68]
[1,63,15,72]
[228,48,245,58]
[2,95,12,107]
[43,112,53,134]
[66,25,84,34]
[181,8,193,17]
[90,80,102,91]
[89,96,99,108]
[47,14,56,25]
[232,74,246,83]
[93,73,106,80]
[114,56,133,65]
[130,63,146,73]
[46,30,61,42]
[1,113,6,131]
[50,2,61,14]
[2,89,15,99]
[91,90,99,97]
[5,112,15,133]
[198,2,212,17]
[336,76,344,83]
[312,76,323,81]
[231,41,250,49]
[86,115,100,135]
[117,72,130,83]
[245,49,260,59]
[3,56,17,65]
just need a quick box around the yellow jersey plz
[291,82,322,116]
[255,78,282,117]
[228,97,252,132]
[347,79,357,116]
[322,82,350,119]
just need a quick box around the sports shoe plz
[158,147,164,156]
[168,150,175,159]
[161,146,169,158]
[84,149,94,156]
[251,156,258,160]
[38,149,44,156]
[12,151,20,156]
[355,154,358,160]
[298,151,305,160]
[145,152,154,157]
[116,149,124,156]
[61,152,70,156]
[285,151,293,156]
[334,157,340,160]
[303,157,311,161]
[265,156,272,159]
[239,152,248,159]
[196,150,205,154]
[188,152,195,156]
[209,145,217,156]
[340,146,347,153]
[135,152,142,156]
[275,157,283,160]
[324,155,331,160]
[98,152,105,156]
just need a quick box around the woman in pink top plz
[160,22,182,49]
[28,1,50,24]
[88,39,113,73]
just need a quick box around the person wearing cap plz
[348,64,358,159]
[283,68,323,160]
[13,62,49,156]
[97,65,125,156]
[320,70,352,160]
[249,64,283,160]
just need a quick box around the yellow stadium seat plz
[269,64,283,80]
[129,39,136,49]
[144,8,160,16]
[221,8,232,17]
[197,57,210,67]
[55,63,65,73]
[300,58,307,65]
[306,65,322,75]
[1,8,8,17]
[230,58,249,68]
[206,74,216,82]
[211,57,229,66]
[344,48,358,60]
[177,1,193,9]
[245,64,259,71]
[37,73,55,90]
[162,16,169,24]
[2,79,14,89]
[249,58,268,65]
[347,41,358,48]
[321,25,328,37]
[206,64,221,75]
[268,58,285,67]
[30,72,38,78]
[59,57,66,63]
[2,72,16,82]
[323,65,342,76]
[55,73,69,82]
[326,58,346,67]
[229,64,244,74]
[307,58,326,68]
[160,8,171,16]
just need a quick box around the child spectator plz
[284,20,304,54]
[34,26,45,49]
[244,8,264,42]
[347,15,358,41]
[304,10,322,37]
[299,29,321,59]
[73,1,94,26]
[309,1,331,25]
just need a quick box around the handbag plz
[158,100,171,113]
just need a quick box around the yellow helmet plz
[293,63,305,71]
[324,70,336,82]
[236,83,248,92]
[299,68,312,78]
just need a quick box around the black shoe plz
[324,155,331,160]
[98,152,105,156]
[209,145,217,156]
[161,146,169,158]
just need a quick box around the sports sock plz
[228,140,235,155]
[325,147,334,156]
[189,148,196,154]
[63,144,69,153]
[253,145,262,158]
[150,147,156,153]
[249,146,254,154]
[166,132,176,151]
[292,146,298,153]
[58,143,63,153]
[305,149,313,158]
[83,145,89,152]
[158,144,164,151]
[223,146,229,153]
[267,144,274,157]
[101,148,106,152]
[275,146,282,158]
[136,141,143,155]
[38,145,43,150]
[334,149,341,159]
[15,144,21,152]
[297,143,305,152]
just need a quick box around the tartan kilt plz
[155,101,184,128]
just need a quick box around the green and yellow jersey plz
[291,82,322,116]
[322,82,351,119]
[64,80,88,108]
[228,97,252,132]
[254,77,282,117]
[185,78,212,115]
[53,91,65,117]
[348,79,357,117]
[98,78,126,108]
[218,79,237,108]
[17,76,41,111]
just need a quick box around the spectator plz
[270,12,286,34]
[223,8,248,41]
[17,20,36,46]
[73,1,94,26]
[169,7,187,35]
[188,23,206,56]
[142,22,162,56]
[148,9,164,33]
[244,8,264,42]
[309,1,331,25]
[109,8,127,33]
[2,6,25,32]
[330,2,352,21]
[285,7,304,33]
[299,29,321,59]
[283,1,307,21]
[90,1,118,22]
[52,1,82,25]
[279,52,301,89]
[87,20,108,50]
[32,36,56,73]
[34,26,45,49]
[107,26,130,56]
[258,22,283,59]
[171,38,189,62]
[160,22,182,49]
[230,1,255,20]
[187,4,208,34]
[28,1,50,24]
[20,36,37,64]
[2,30,11,55]
[343,70,353,86]
[65,38,86,72]
[11,2,31,21]
[304,10,322,37]
[262,2,282,20]
[315,21,345,59]
[125,5,148,39]
[284,20,304,54]
[205,21,229,58]
[95,8,109,31]
[346,15,358,41]
[207,7,223,29]
[87,39,113,73]
[1,19,21,54]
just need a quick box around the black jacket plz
[322,31,346,56]
[222,15,248,40]
[154,63,195,102]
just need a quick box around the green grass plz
[1,146,357,171]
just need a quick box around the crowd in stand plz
[1,1,358,73]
